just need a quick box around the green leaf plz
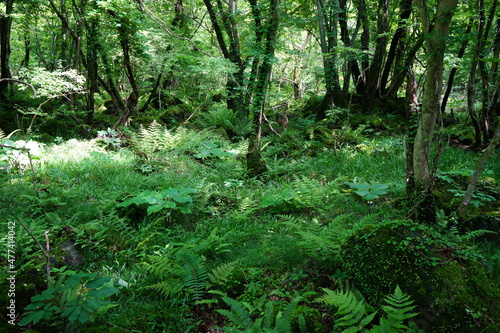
[364,193,380,200]
[147,204,166,215]
[87,286,119,298]
[19,310,48,325]
[354,189,370,197]
[85,276,111,289]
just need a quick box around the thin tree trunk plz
[441,18,474,113]
[467,0,486,147]
[380,0,413,96]
[405,68,419,196]
[457,122,500,217]
[362,0,389,111]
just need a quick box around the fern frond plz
[239,197,257,213]
[176,251,208,302]
[375,285,418,332]
[208,261,237,285]
[316,288,376,331]
[146,280,183,297]
[274,296,303,333]
[458,229,497,242]
[217,297,253,329]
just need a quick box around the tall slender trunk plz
[380,0,413,97]
[441,18,474,113]
[316,0,342,118]
[0,0,14,95]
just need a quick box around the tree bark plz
[363,0,388,108]
[380,0,413,97]
[316,0,342,119]
[246,0,280,177]
[412,0,458,222]
[0,0,14,95]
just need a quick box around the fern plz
[316,286,420,333]
[130,120,178,155]
[295,214,354,262]
[176,251,208,302]
[217,296,253,330]
[208,261,237,286]
[316,288,376,331]
[141,247,209,303]
[375,286,417,332]
[217,296,304,332]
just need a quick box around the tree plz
[410,0,458,222]
[0,0,14,95]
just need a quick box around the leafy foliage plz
[19,268,118,326]
[117,187,197,215]
[347,182,390,201]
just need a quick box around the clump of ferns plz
[128,120,180,157]
[141,234,236,307]
[316,285,423,332]
[285,213,359,264]
[215,294,307,333]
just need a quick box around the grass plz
[1,123,498,332]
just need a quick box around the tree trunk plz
[339,0,364,94]
[405,68,418,196]
[0,0,14,95]
[246,0,280,177]
[412,0,458,223]
[380,0,413,97]
[363,0,388,109]
[316,0,342,119]
[203,0,248,121]
[441,18,474,113]
[457,122,500,217]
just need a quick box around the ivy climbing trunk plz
[411,0,458,222]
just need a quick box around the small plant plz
[96,127,122,150]
[117,187,197,215]
[194,141,235,160]
[347,182,390,202]
[19,267,118,326]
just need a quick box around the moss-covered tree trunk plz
[412,0,458,222]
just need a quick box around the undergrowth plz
[1,121,498,332]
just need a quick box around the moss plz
[341,220,500,332]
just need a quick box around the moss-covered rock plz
[341,220,500,332]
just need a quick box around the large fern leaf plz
[217,297,253,329]
[316,288,376,332]
[176,251,208,302]
[208,261,237,286]
[375,285,418,332]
